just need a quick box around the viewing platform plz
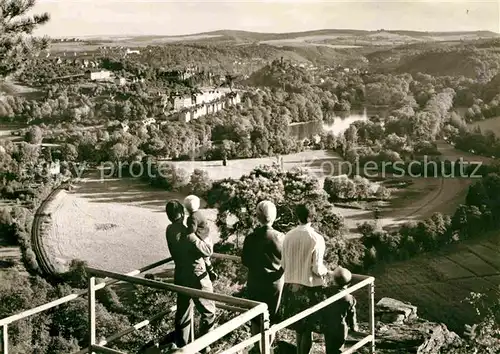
[0,254,376,354]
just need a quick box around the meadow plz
[469,116,500,137]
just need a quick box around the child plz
[322,266,359,354]
[183,195,218,281]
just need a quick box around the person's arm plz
[241,233,253,268]
[186,214,197,235]
[165,227,172,252]
[272,232,284,258]
[346,296,359,332]
[271,232,285,276]
[186,232,213,257]
[281,235,289,272]
[311,233,328,277]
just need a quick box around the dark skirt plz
[247,277,284,324]
[279,283,324,333]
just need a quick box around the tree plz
[208,165,344,248]
[0,0,50,78]
[25,125,43,144]
[61,143,78,162]
[187,168,212,199]
[459,291,500,354]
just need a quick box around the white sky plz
[32,0,500,37]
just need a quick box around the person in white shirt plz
[280,204,329,354]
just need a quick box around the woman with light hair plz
[242,200,285,352]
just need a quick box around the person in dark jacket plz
[242,200,285,353]
[165,200,215,354]
[321,266,359,354]
[184,195,218,281]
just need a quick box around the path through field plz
[380,141,493,225]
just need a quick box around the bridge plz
[0,253,376,354]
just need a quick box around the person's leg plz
[174,293,194,347]
[249,318,262,354]
[266,278,284,346]
[193,276,216,353]
[296,330,313,354]
[323,331,344,354]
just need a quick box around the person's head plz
[256,200,277,226]
[333,266,352,288]
[165,200,185,222]
[295,204,315,224]
[184,195,200,213]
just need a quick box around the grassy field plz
[50,34,224,52]
[469,116,500,136]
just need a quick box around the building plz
[229,92,241,105]
[132,77,145,83]
[120,122,129,133]
[169,88,243,122]
[115,77,126,86]
[193,90,225,105]
[142,118,156,127]
[49,161,61,176]
[86,70,111,81]
[173,96,193,111]
[182,111,192,123]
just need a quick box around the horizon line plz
[48,27,500,39]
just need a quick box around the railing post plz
[2,324,8,354]
[259,311,271,354]
[368,280,376,354]
[88,277,96,354]
[189,311,195,343]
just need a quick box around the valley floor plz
[38,145,500,333]
[43,144,491,272]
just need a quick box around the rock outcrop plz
[355,297,463,354]
[375,297,418,324]
[369,319,463,353]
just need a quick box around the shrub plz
[47,336,80,354]
[210,165,345,245]
[458,291,500,354]
[187,168,213,199]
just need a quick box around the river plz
[288,109,370,140]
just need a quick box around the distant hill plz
[395,47,500,79]
[483,73,500,101]
[178,29,499,43]
[73,29,499,47]
[244,61,314,89]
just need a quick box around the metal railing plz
[0,257,174,354]
[85,265,270,354]
[1,253,376,354]
[219,272,376,354]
